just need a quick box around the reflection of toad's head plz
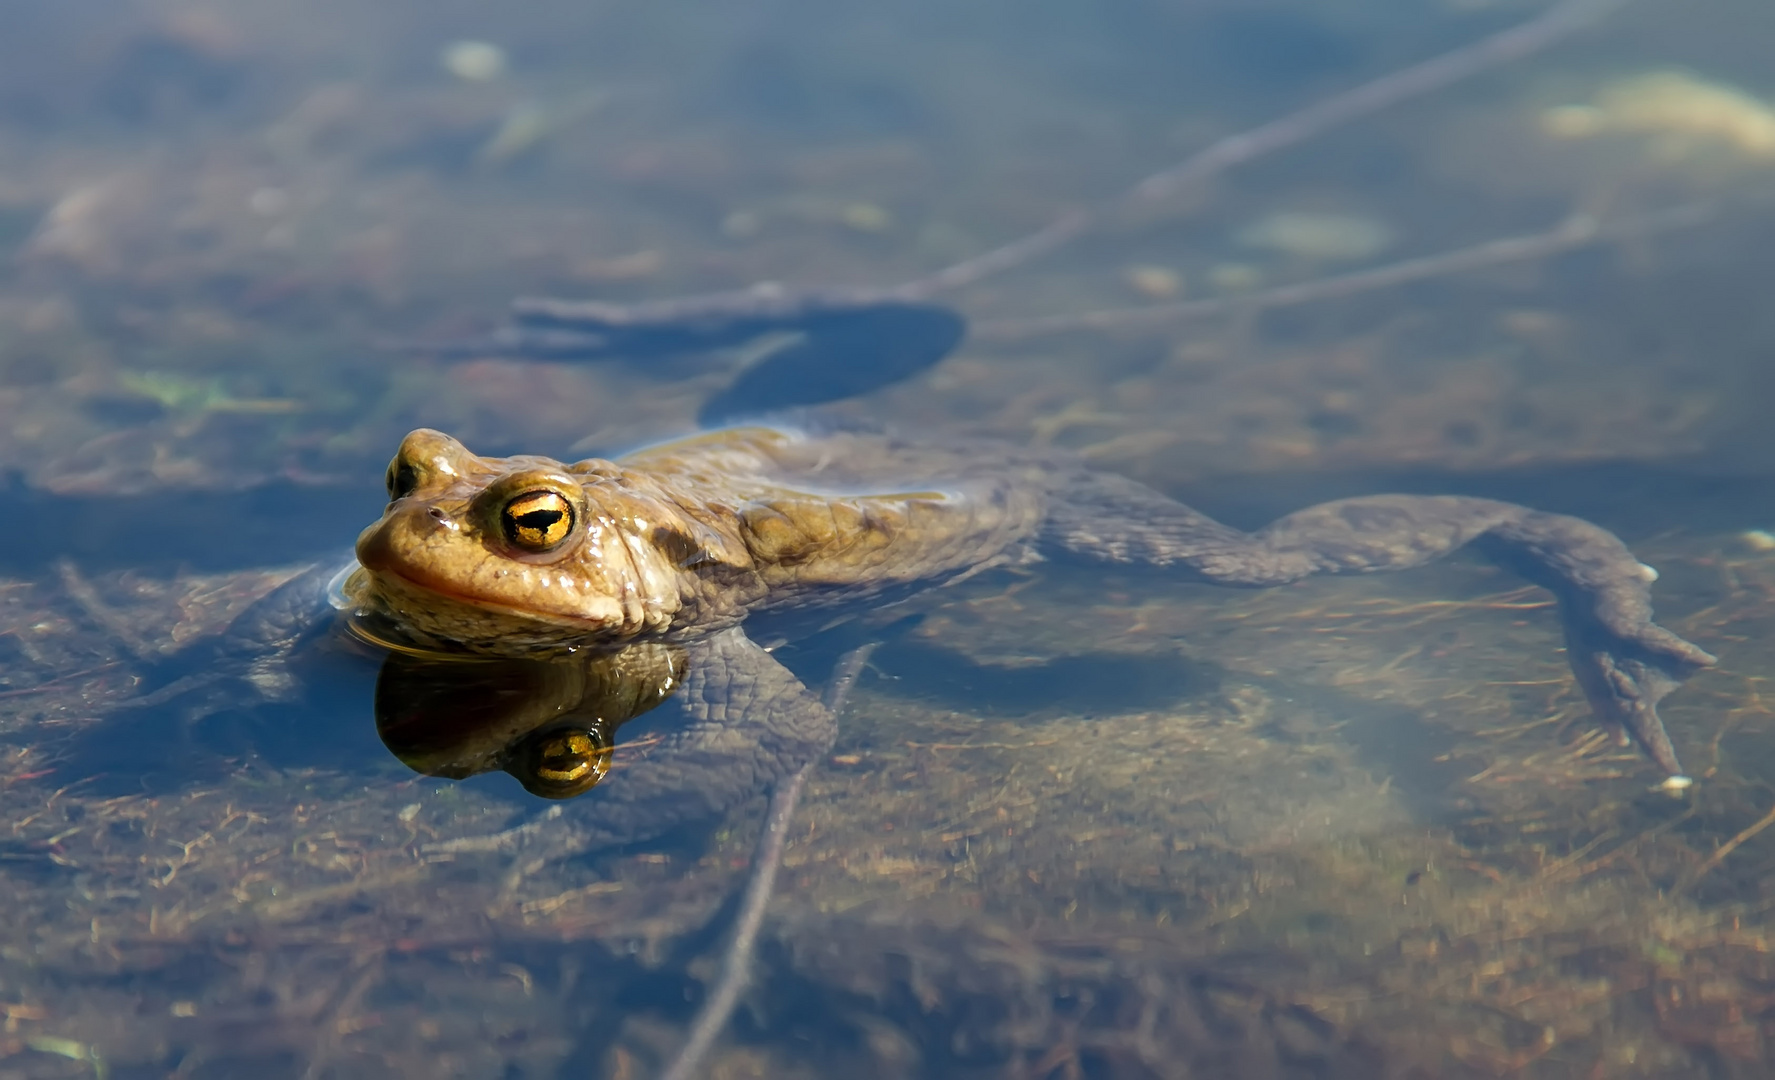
[351,429,712,655]
[374,644,685,800]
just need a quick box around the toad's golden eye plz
[501,490,575,550]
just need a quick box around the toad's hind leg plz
[1045,477,1715,783]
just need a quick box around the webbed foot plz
[1561,605,1715,788]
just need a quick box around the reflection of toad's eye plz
[511,726,612,799]
[502,490,575,550]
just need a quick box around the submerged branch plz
[899,0,1634,298]
[972,202,1715,340]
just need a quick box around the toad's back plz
[620,425,1048,592]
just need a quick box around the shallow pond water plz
[2,0,1775,1077]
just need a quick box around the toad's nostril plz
[428,507,447,522]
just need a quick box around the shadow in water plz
[0,477,384,575]
[869,637,1225,718]
[866,632,1475,827]
[62,643,386,798]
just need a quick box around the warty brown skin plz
[351,425,1046,652]
[350,423,1714,784]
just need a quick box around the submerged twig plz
[898,0,1634,298]
[657,763,810,1080]
[658,643,877,1080]
[974,202,1716,339]
[482,0,1644,374]
[56,560,154,661]
[1678,798,1775,895]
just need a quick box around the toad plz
[329,420,1710,852]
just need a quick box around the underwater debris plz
[440,41,507,83]
[1236,210,1395,262]
[1542,69,1775,160]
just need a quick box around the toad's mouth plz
[352,562,622,633]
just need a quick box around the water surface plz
[1,0,1774,1076]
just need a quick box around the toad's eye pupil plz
[515,509,562,530]
[502,491,575,550]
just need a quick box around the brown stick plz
[657,762,810,1080]
[898,0,1632,298]
[471,2,1635,377]
[657,643,877,1080]
[1678,797,1775,895]
[971,202,1715,339]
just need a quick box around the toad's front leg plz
[1045,477,1715,783]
